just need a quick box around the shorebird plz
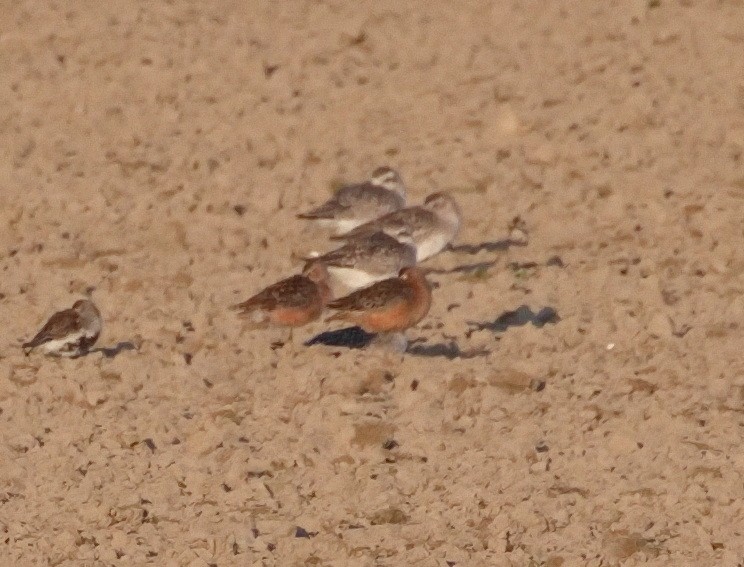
[231,262,332,345]
[332,192,461,261]
[297,166,406,234]
[22,299,102,357]
[325,267,432,337]
[304,231,417,292]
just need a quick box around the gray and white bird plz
[332,192,461,261]
[22,299,102,358]
[297,166,407,234]
[305,231,417,291]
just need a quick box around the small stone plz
[369,507,409,525]
[294,527,310,538]
[489,369,533,392]
[382,439,399,450]
[507,216,529,245]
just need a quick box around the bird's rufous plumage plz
[231,262,332,328]
[325,267,432,333]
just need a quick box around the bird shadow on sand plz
[466,305,560,338]
[427,261,497,276]
[429,254,566,277]
[446,239,526,255]
[90,341,138,359]
[305,327,376,349]
[305,327,490,359]
[406,340,490,359]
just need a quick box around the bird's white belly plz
[41,332,85,357]
[416,233,450,261]
[328,266,385,291]
[332,219,365,235]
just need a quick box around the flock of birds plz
[21,166,462,357]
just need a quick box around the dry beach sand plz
[2,1,744,565]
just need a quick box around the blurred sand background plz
[2,1,744,565]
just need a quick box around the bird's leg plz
[389,331,409,353]
[285,327,295,355]
[371,331,408,353]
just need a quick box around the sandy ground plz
[2,1,744,565]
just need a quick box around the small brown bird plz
[23,299,103,357]
[325,267,432,334]
[231,262,332,342]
